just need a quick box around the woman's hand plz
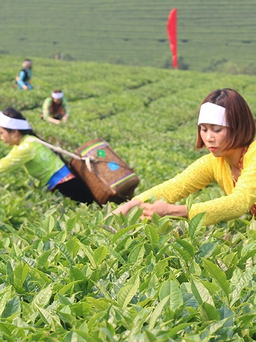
[62,114,69,123]
[139,201,188,220]
[47,117,61,125]
[105,199,188,222]
[105,199,142,219]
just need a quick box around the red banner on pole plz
[167,8,178,69]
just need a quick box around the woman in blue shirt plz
[16,59,33,90]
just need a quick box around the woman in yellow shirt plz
[109,88,256,226]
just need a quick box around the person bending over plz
[41,90,70,125]
[108,88,256,226]
[0,107,93,204]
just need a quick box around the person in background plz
[16,59,33,90]
[41,90,70,125]
[0,107,94,204]
[107,88,256,226]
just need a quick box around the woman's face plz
[0,127,18,146]
[199,123,229,157]
[52,98,62,104]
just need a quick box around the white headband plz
[0,111,32,130]
[198,102,228,127]
[52,92,64,100]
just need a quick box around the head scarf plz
[52,92,64,100]
[198,102,228,127]
[0,111,32,130]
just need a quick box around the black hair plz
[2,107,66,163]
[2,107,37,137]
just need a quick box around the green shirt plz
[42,97,70,120]
[0,135,65,187]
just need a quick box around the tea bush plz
[0,55,255,341]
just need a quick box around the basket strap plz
[27,137,97,171]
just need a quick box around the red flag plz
[167,8,178,69]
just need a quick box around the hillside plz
[1,0,256,72]
[1,54,256,216]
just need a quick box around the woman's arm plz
[107,198,142,217]
[135,154,215,204]
[16,71,28,89]
[0,143,34,174]
[61,114,69,123]
[106,199,188,221]
[42,98,50,120]
[139,201,188,220]
[47,117,62,125]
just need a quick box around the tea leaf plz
[188,212,206,240]
[202,259,230,299]
[117,283,139,308]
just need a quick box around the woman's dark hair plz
[50,89,64,116]
[196,88,256,150]
[2,108,66,162]
[2,107,37,136]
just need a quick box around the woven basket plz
[70,138,140,205]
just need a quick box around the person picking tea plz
[41,90,70,125]
[0,107,93,204]
[108,88,256,226]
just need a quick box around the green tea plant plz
[0,55,255,340]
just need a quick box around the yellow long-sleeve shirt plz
[135,140,256,226]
